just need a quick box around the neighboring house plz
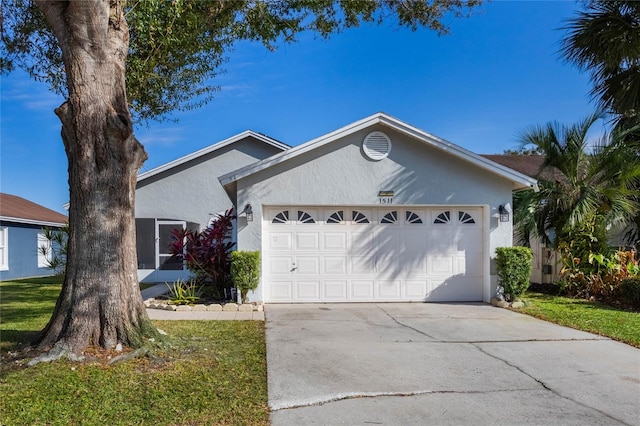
[135,131,289,283]
[0,193,68,281]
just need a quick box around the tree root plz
[27,343,85,366]
[108,345,163,365]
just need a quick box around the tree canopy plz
[561,1,640,124]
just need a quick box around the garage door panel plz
[350,256,375,275]
[430,256,454,275]
[351,280,374,299]
[349,231,374,251]
[324,281,348,300]
[324,256,347,274]
[376,254,402,278]
[402,256,428,275]
[266,256,294,274]
[270,281,293,301]
[376,228,402,251]
[323,232,347,251]
[296,256,320,274]
[456,229,483,251]
[296,232,319,250]
[296,281,320,300]
[456,251,483,276]
[405,280,427,299]
[401,230,427,252]
[425,229,454,253]
[377,280,401,299]
[268,233,292,251]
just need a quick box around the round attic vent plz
[362,131,392,161]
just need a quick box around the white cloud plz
[136,126,185,147]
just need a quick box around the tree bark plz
[33,0,156,357]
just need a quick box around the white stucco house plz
[136,113,538,303]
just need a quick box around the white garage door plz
[263,206,484,303]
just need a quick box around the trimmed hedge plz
[496,246,533,301]
[231,251,261,303]
[621,277,640,310]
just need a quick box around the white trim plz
[138,130,289,182]
[482,205,491,303]
[219,112,539,191]
[37,231,51,268]
[155,220,186,270]
[0,216,66,228]
[0,227,8,271]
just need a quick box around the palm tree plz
[560,1,640,122]
[514,113,640,259]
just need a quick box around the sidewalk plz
[140,283,169,300]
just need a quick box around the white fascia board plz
[0,216,67,228]
[138,130,289,182]
[219,112,538,191]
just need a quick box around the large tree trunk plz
[33,0,156,358]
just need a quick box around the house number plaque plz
[378,190,394,204]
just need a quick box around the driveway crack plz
[471,343,632,426]
[270,388,538,412]
[377,305,439,340]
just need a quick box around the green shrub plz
[231,251,261,304]
[496,246,533,301]
[621,278,640,310]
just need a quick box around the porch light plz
[498,205,509,223]
[243,203,253,222]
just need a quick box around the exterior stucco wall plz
[136,137,283,227]
[135,136,284,282]
[234,125,515,302]
[0,221,58,281]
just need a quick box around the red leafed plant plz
[169,208,236,298]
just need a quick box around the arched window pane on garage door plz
[272,211,289,224]
[352,210,370,224]
[297,210,315,223]
[406,211,423,224]
[458,211,476,224]
[381,211,398,224]
[434,211,451,224]
[327,210,344,224]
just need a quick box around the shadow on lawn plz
[0,330,41,352]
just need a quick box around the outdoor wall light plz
[243,203,253,222]
[498,205,510,223]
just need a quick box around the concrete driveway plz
[265,303,640,425]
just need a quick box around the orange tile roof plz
[0,193,67,225]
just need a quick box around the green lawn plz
[520,291,640,348]
[0,277,269,425]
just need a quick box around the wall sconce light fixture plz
[498,205,510,222]
[243,203,253,222]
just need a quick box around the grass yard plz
[520,291,640,348]
[0,277,269,426]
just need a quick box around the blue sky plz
[1,1,599,214]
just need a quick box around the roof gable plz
[0,193,67,226]
[138,130,289,182]
[219,113,538,191]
